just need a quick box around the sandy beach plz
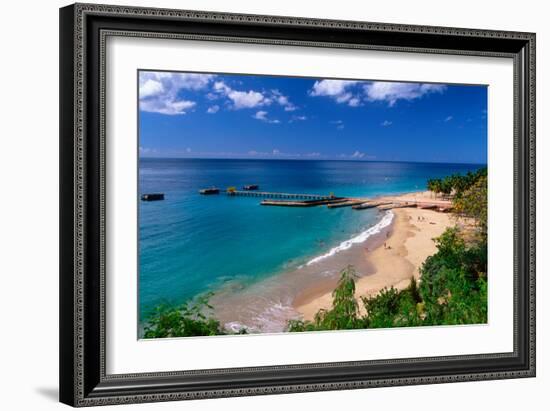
[294,192,455,321]
[209,190,459,332]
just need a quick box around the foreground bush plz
[419,228,487,325]
[142,293,230,338]
[288,266,365,332]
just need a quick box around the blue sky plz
[138,71,487,164]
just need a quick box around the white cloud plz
[272,89,298,111]
[139,72,215,115]
[444,115,453,122]
[310,79,361,107]
[207,105,220,114]
[364,82,446,106]
[330,120,345,130]
[253,110,280,124]
[213,81,231,94]
[246,149,306,159]
[231,90,268,109]
[348,97,362,107]
[310,79,358,97]
[336,92,353,104]
[214,81,271,109]
[289,115,307,123]
[253,111,268,120]
[310,79,446,108]
[139,99,196,115]
[306,152,321,157]
[381,120,393,126]
[139,146,157,155]
[139,79,164,98]
[339,151,374,160]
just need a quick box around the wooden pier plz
[261,197,347,207]
[378,202,418,210]
[352,200,391,210]
[228,190,335,200]
[198,187,454,213]
[327,199,367,209]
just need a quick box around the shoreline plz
[208,190,454,332]
[209,204,393,333]
[294,192,454,321]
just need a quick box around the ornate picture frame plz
[59,3,535,406]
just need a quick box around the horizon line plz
[138,156,487,166]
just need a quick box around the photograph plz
[51,1,536,407]
[138,71,489,339]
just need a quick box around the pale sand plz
[294,199,454,321]
[372,190,450,204]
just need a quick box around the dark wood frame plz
[60,3,536,407]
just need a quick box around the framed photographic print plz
[59,3,536,407]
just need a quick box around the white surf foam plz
[224,299,299,334]
[224,321,256,334]
[305,210,394,266]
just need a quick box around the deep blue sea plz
[138,159,483,321]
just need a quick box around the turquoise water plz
[138,159,483,320]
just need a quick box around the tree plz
[418,228,487,325]
[427,178,442,197]
[440,176,453,197]
[288,266,364,332]
[427,168,487,200]
[361,278,423,328]
[453,175,488,239]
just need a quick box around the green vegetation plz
[288,266,364,332]
[415,228,487,325]
[142,293,245,338]
[427,168,487,199]
[453,174,488,239]
[361,277,424,328]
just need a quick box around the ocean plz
[138,158,483,330]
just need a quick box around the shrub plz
[418,228,487,325]
[142,293,229,338]
[288,266,366,332]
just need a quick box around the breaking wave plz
[305,210,394,266]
